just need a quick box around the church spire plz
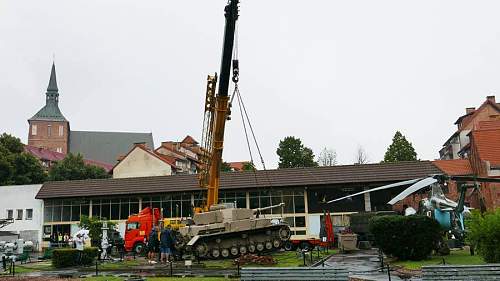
[47,62,58,92]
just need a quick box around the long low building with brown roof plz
[35,161,444,245]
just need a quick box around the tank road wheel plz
[133,242,146,255]
[230,246,239,256]
[211,248,220,259]
[239,245,247,255]
[221,248,230,258]
[273,238,281,248]
[279,226,291,241]
[265,241,273,250]
[256,242,264,252]
[248,244,256,253]
[196,243,208,257]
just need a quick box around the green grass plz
[392,249,486,270]
[81,277,237,281]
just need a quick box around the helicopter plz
[326,174,500,241]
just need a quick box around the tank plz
[176,203,291,259]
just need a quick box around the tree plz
[383,131,417,163]
[354,146,369,164]
[49,153,109,181]
[276,136,318,168]
[466,209,500,263]
[242,162,256,171]
[221,162,232,172]
[79,215,116,247]
[318,148,337,166]
[0,133,46,185]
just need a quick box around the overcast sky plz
[1,0,500,168]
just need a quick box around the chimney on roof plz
[117,155,126,162]
[466,107,476,114]
[134,142,147,149]
[486,95,496,103]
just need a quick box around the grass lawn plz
[392,249,486,270]
[81,277,237,281]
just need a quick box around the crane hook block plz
[232,59,239,83]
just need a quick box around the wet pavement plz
[323,249,422,281]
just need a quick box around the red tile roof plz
[182,135,198,145]
[471,126,500,166]
[432,159,473,176]
[229,161,250,171]
[25,145,114,172]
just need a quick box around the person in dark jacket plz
[147,226,159,264]
[160,225,174,263]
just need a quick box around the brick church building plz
[27,63,154,165]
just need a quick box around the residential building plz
[28,63,154,165]
[439,96,500,159]
[228,161,252,171]
[36,161,441,245]
[0,184,44,250]
[25,145,113,172]
[113,143,176,179]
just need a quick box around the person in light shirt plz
[74,233,85,264]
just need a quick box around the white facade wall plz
[0,184,43,250]
[113,147,172,178]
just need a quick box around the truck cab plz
[124,207,160,253]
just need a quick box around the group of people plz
[50,232,72,247]
[147,224,175,264]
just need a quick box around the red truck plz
[124,207,161,253]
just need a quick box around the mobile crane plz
[174,0,291,259]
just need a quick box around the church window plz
[32,125,37,136]
[59,125,64,136]
[47,125,52,136]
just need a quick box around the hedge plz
[52,247,99,268]
[369,215,442,261]
[466,209,500,263]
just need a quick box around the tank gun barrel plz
[253,203,285,214]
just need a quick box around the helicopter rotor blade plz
[326,178,421,204]
[388,177,437,205]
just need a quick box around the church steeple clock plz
[28,63,70,153]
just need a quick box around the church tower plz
[28,63,70,153]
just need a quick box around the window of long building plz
[144,193,192,218]
[44,199,90,222]
[249,189,305,214]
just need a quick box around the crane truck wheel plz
[230,246,239,256]
[133,242,146,255]
[248,244,256,253]
[284,241,294,251]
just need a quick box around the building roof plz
[112,144,177,172]
[69,131,154,165]
[25,145,114,172]
[36,160,441,199]
[432,159,473,176]
[29,63,67,122]
[471,125,500,166]
[228,161,250,171]
[455,96,500,127]
[182,135,198,145]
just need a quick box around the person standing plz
[74,233,84,265]
[147,226,159,264]
[160,225,174,264]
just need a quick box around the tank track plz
[178,223,291,259]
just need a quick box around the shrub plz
[52,247,99,268]
[369,215,442,261]
[466,208,500,263]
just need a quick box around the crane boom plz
[199,0,239,211]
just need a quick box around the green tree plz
[0,133,46,185]
[276,136,318,168]
[49,153,109,181]
[79,215,117,247]
[242,162,256,171]
[466,209,500,263]
[383,131,417,163]
[221,162,232,172]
